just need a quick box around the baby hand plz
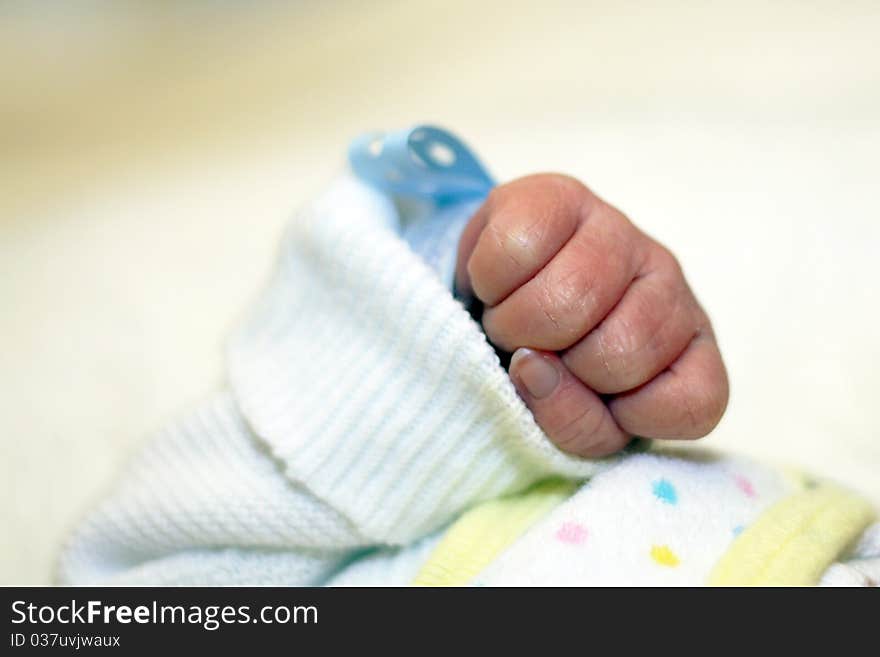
[456,174,728,457]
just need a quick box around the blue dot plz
[652,479,678,505]
[732,525,745,536]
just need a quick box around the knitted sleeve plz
[226,175,611,544]
[56,173,614,585]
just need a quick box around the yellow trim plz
[709,481,875,586]
[413,479,577,586]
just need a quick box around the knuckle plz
[545,261,595,320]
[705,370,730,428]
[515,173,597,221]
[493,175,590,246]
[594,328,639,380]
[533,280,593,349]
[654,244,684,279]
[542,173,591,202]
[484,184,507,209]
[618,282,680,361]
[488,219,536,270]
[679,371,729,439]
[582,302,681,393]
[614,291,657,354]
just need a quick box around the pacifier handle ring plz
[349,125,495,201]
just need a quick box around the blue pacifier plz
[348,125,495,203]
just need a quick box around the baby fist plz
[456,174,728,457]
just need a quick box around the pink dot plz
[734,474,756,498]
[555,522,588,545]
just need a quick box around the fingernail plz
[511,348,560,400]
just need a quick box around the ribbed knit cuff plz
[228,176,614,544]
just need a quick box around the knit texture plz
[226,175,608,545]
[56,393,361,584]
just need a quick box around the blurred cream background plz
[2,1,879,584]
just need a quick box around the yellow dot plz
[650,545,680,567]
